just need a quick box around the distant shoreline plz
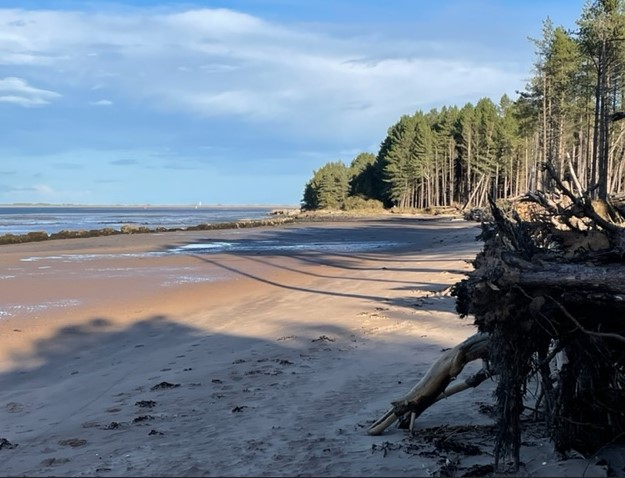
[0,205,304,242]
[0,207,464,246]
[0,215,301,245]
[0,204,300,209]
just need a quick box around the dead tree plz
[369,162,625,472]
[452,163,625,470]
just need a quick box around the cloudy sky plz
[0,0,584,206]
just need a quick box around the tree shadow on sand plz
[0,308,509,477]
[153,218,481,319]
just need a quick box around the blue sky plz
[0,0,584,206]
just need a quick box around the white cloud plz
[0,7,526,140]
[0,76,61,106]
[33,184,55,195]
[5,182,94,204]
[90,99,112,106]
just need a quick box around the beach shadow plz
[153,217,481,317]
[189,253,471,321]
[189,253,397,303]
[0,310,496,477]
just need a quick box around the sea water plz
[0,205,279,236]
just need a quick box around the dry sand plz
[0,215,613,477]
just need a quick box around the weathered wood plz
[499,261,625,294]
[436,367,492,400]
[368,332,489,436]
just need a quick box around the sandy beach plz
[0,215,612,477]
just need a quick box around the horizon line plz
[0,202,301,208]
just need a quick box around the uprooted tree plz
[368,1,625,470]
[369,162,625,471]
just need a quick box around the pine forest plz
[302,1,625,213]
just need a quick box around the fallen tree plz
[369,162,625,471]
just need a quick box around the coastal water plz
[0,205,280,236]
[0,209,407,321]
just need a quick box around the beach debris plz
[81,421,100,429]
[150,381,180,391]
[0,438,18,450]
[434,437,482,456]
[132,415,154,423]
[41,457,70,466]
[477,403,497,417]
[135,400,157,408]
[58,438,87,448]
[371,441,402,457]
[275,359,294,365]
[311,335,335,343]
[437,457,460,477]
[277,335,296,341]
[231,406,248,413]
[103,422,121,430]
[5,402,24,413]
[370,174,625,470]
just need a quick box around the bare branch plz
[544,294,625,345]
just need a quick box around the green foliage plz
[349,152,380,200]
[381,115,417,207]
[342,195,384,211]
[378,113,437,208]
[301,161,350,210]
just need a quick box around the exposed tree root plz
[370,165,625,471]
[368,333,490,436]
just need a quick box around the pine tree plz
[577,0,625,198]
[301,161,350,210]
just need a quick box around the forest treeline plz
[302,0,625,211]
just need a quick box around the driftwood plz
[368,332,490,436]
